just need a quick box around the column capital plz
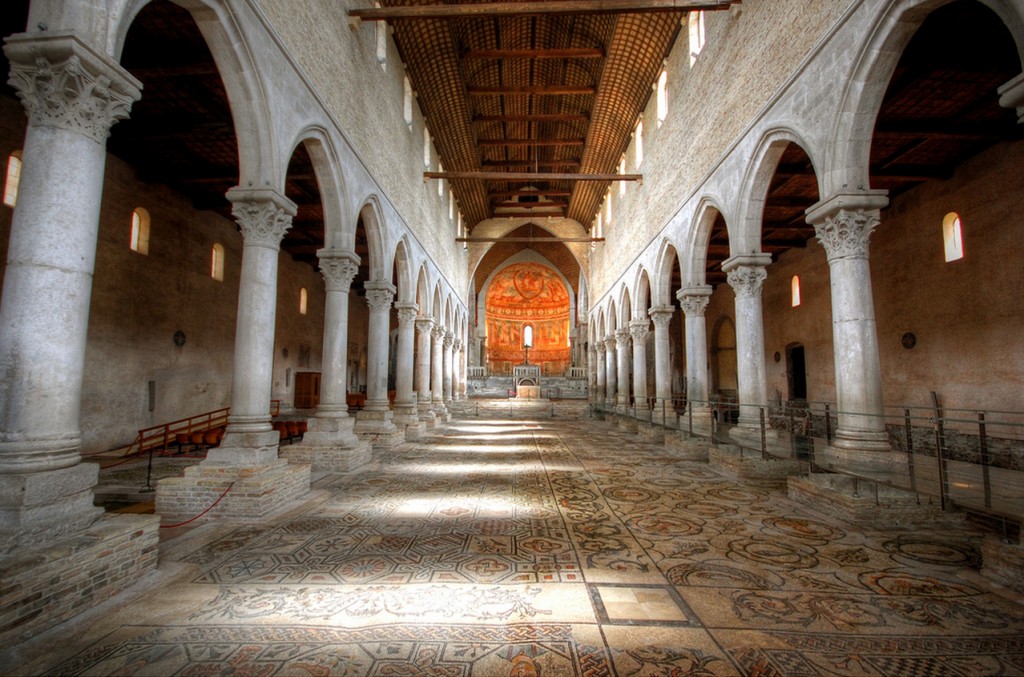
[432,324,447,339]
[316,249,360,291]
[363,280,396,312]
[677,286,712,318]
[453,338,463,351]
[628,319,650,343]
[807,192,889,263]
[648,306,674,327]
[415,316,435,334]
[615,328,631,348]
[395,302,418,325]
[723,256,770,300]
[596,341,606,356]
[5,33,142,144]
[443,333,454,348]
[226,187,297,250]
[604,334,617,350]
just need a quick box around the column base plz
[0,513,160,646]
[787,473,961,530]
[665,432,711,461]
[816,435,906,481]
[709,443,806,486]
[282,414,372,472]
[354,409,406,449]
[432,400,451,423]
[0,463,103,550]
[397,420,427,441]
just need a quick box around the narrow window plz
[299,287,308,315]
[523,324,533,348]
[130,207,150,255]
[618,155,627,196]
[689,11,706,66]
[423,128,432,168]
[437,160,445,197]
[449,189,454,220]
[211,243,225,281]
[375,20,388,68]
[605,190,613,226]
[595,212,604,239]
[635,118,644,167]
[656,68,668,126]
[3,151,21,207]
[403,75,413,127]
[943,212,964,262]
[791,275,801,307]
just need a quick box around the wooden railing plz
[114,400,281,459]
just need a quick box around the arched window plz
[437,160,445,197]
[689,11,706,66]
[3,151,21,207]
[523,324,533,348]
[634,118,644,166]
[299,287,308,315]
[791,275,801,307]
[375,20,388,67]
[403,75,413,127]
[605,189,613,226]
[656,68,669,126]
[449,188,454,220]
[943,212,964,262]
[211,243,225,281]
[618,155,627,196]
[130,207,150,255]
[423,128,432,168]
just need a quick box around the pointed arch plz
[653,239,682,308]
[356,197,387,281]
[289,127,349,250]
[391,236,415,303]
[633,267,652,318]
[415,265,431,316]
[683,198,727,288]
[618,286,632,328]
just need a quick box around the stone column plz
[723,255,772,437]
[604,335,617,404]
[678,286,713,430]
[442,332,454,402]
[415,317,437,424]
[452,338,463,400]
[285,250,371,470]
[355,282,400,443]
[615,329,631,411]
[649,306,674,422]
[629,319,651,417]
[392,302,423,436]
[431,325,449,419]
[595,342,606,404]
[0,35,141,548]
[807,192,901,475]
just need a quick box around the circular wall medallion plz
[173,330,186,347]
[901,332,916,350]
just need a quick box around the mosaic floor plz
[4,400,1024,676]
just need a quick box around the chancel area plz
[1,0,1023,674]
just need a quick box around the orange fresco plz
[485,263,571,372]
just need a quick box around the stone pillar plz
[0,35,143,548]
[629,319,650,418]
[452,338,463,401]
[649,306,674,423]
[442,332,454,402]
[284,250,371,471]
[431,325,450,420]
[723,255,772,438]
[158,187,311,520]
[392,302,425,439]
[679,286,713,430]
[415,317,437,425]
[615,329,631,412]
[355,282,403,446]
[807,192,901,475]
[595,342,606,404]
[604,335,617,404]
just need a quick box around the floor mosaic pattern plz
[3,401,1023,676]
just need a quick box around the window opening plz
[403,76,413,127]
[605,190,612,226]
[689,11,706,66]
[635,118,644,166]
[300,287,308,315]
[130,207,150,255]
[437,160,445,197]
[375,20,388,68]
[656,68,668,126]
[618,155,627,196]
[211,243,225,281]
[423,128,432,168]
[943,212,964,262]
[3,151,21,207]
[791,275,801,307]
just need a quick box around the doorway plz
[786,343,807,402]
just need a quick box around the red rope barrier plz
[159,481,235,529]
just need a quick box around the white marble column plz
[630,319,651,417]
[649,306,674,422]
[807,192,901,475]
[392,302,420,425]
[604,335,617,404]
[0,35,141,547]
[595,342,606,403]
[355,282,398,437]
[442,332,454,402]
[287,250,371,469]
[415,317,437,423]
[678,286,713,429]
[431,325,449,419]
[452,338,463,401]
[723,255,772,437]
[615,329,631,411]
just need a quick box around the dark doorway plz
[787,344,807,402]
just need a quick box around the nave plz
[3,401,1023,676]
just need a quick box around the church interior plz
[1,0,1023,674]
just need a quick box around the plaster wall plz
[272,255,326,410]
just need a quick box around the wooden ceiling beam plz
[467,85,596,96]
[489,189,573,197]
[479,138,585,147]
[473,113,590,123]
[491,199,569,207]
[481,160,581,168]
[492,209,567,216]
[350,1,738,21]
[463,48,604,60]
[426,171,641,181]
[458,237,603,243]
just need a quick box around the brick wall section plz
[0,514,160,645]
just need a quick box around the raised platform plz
[709,443,806,486]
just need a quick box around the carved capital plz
[317,250,360,292]
[5,35,141,144]
[364,281,395,313]
[629,320,650,343]
[604,335,617,351]
[679,295,709,318]
[813,208,881,262]
[227,188,296,250]
[615,329,631,349]
[443,332,454,349]
[453,338,463,352]
[648,306,674,329]
[432,324,446,340]
[596,342,606,356]
[395,302,419,326]
[415,317,435,335]
[726,265,767,300]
